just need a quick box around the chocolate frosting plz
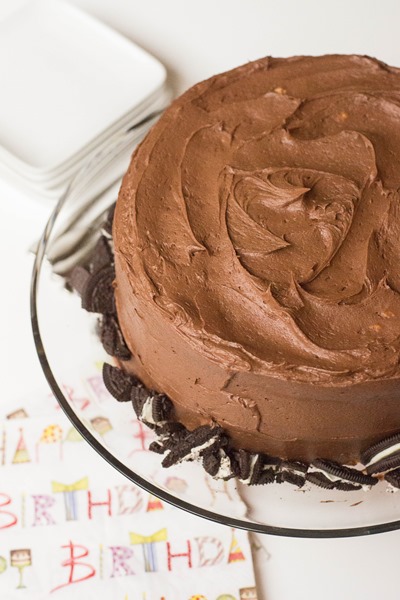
[114,56,400,462]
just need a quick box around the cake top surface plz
[115,55,400,384]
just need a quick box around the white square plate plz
[0,0,166,174]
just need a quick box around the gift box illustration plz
[51,477,89,521]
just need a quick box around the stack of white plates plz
[0,0,169,200]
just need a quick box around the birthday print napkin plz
[0,365,257,599]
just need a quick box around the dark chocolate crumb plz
[385,467,400,489]
[102,363,138,402]
[99,314,131,360]
[361,432,400,466]
[313,459,376,486]
[366,451,400,475]
[69,266,90,295]
[82,265,115,315]
[89,235,114,274]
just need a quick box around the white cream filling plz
[214,450,232,480]
[187,436,219,461]
[141,397,156,424]
[163,435,219,464]
[365,442,400,468]
[240,455,259,485]
[281,465,307,478]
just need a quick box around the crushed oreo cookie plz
[361,433,400,478]
[306,459,377,491]
[232,451,278,486]
[102,363,139,402]
[161,425,224,468]
[81,265,116,315]
[306,471,336,490]
[313,459,377,489]
[277,461,308,488]
[138,392,173,427]
[361,432,400,466]
[203,448,233,480]
[365,452,400,476]
[98,314,131,361]
[385,467,400,490]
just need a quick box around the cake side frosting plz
[114,55,400,462]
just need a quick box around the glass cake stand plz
[31,128,400,538]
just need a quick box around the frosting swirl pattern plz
[114,56,400,461]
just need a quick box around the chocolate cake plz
[74,55,400,489]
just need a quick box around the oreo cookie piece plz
[157,423,188,451]
[365,451,400,476]
[89,235,114,274]
[102,363,139,402]
[130,385,152,419]
[81,265,116,315]
[239,453,264,485]
[99,314,131,361]
[69,266,90,296]
[361,432,400,466]
[233,449,252,481]
[313,459,376,488]
[279,460,308,488]
[258,469,276,485]
[361,433,400,475]
[139,393,173,427]
[162,425,223,468]
[202,448,233,479]
[334,481,362,492]
[306,471,336,490]
[148,441,166,455]
[385,467,400,490]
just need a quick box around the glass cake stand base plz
[31,129,400,538]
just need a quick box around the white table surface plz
[2,0,400,598]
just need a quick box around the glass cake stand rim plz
[30,134,400,539]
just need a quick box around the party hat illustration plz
[228,529,245,563]
[146,494,164,512]
[36,424,63,461]
[64,426,83,443]
[12,428,30,464]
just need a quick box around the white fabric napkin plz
[0,366,258,599]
